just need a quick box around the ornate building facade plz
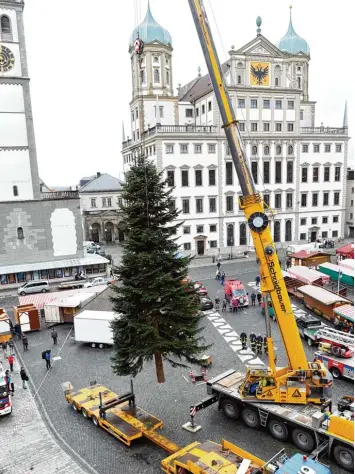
[121,5,349,256]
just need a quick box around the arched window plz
[227,223,234,247]
[0,15,12,41]
[166,70,169,84]
[239,222,247,246]
[140,69,145,84]
[274,221,281,243]
[154,68,160,83]
[13,185,18,196]
[275,77,279,86]
[153,56,159,63]
[252,145,258,156]
[264,146,270,156]
[274,65,281,86]
[276,145,282,155]
[236,62,244,85]
[288,145,294,155]
[285,220,292,241]
[297,77,301,88]
[17,227,24,239]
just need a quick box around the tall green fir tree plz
[110,155,211,383]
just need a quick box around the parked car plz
[18,281,50,296]
[295,313,325,345]
[86,248,106,257]
[194,281,208,296]
[199,296,213,311]
[89,277,116,287]
[83,241,101,250]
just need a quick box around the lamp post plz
[228,237,234,260]
[337,269,343,295]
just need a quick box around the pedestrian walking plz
[5,370,11,393]
[220,271,225,285]
[255,275,261,287]
[8,354,14,372]
[215,269,220,280]
[44,351,51,370]
[22,334,28,351]
[212,255,216,263]
[217,261,221,271]
[240,331,247,350]
[263,336,268,354]
[51,329,58,345]
[232,298,239,313]
[14,323,22,340]
[250,291,256,306]
[256,292,262,305]
[1,341,7,358]
[8,338,14,352]
[20,367,28,389]
[214,296,220,311]
[222,298,227,312]
[256,335,263,354]
[268,304,276,322]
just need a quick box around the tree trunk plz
[154,352,165,383]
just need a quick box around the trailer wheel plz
[220,398,240,420]
[91,343,96,348]
[333,444,354,471]
[98,343,104,349]
[91,415,99,427]
[81,408,88,418]
[242,407,260,429]
[268,419,289,441]
[330,366,341,379]
[72,402,78,412]
[291,428,315,452]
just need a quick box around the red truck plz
[224,280,249,307]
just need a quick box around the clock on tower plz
[0,45,15,73]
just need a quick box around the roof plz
[79,173,123,193]
[287,266,324,283]
[75,310,118,321]
[46,293,96,308]
[298,285,349,305]
[75,286,117,314]
[130,2,172,47]
[276,7,310,55]
[179,62,230,102]
[318,262,354,278]
[334,304,354,322]
[289,250,329,259]
[339,259,354,270]
[0,254,108,275]
[336,243,354,258]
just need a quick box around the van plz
[286,242,323,256]
[18,281,50,296]
[83,241,100,251]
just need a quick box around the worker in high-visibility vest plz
[263,336,268,354]
[250,333,256,353]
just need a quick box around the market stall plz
[336,243,354,259]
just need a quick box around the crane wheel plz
[291,428,315,452]
[333,444,354,471]
[242,407,261,429]
[330,367,341,379]
[268,419,289,441]
[91,415,99,427]
[81,408,88,419]
[72,402,78,412]
[220,399,240,420]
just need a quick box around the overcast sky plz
[23,0,353,186]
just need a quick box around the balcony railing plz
[42,191,79,200]
[301,127,347,135]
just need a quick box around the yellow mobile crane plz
[187,0,332,406]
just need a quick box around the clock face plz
[0,45,15,73]
[250,61,270,86]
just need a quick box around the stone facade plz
[345,169,354,238]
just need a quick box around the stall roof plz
[334,304,354,322]
[298,285,349,305]
[288,266,324,283]
[336,243,354,258]
[0,254,109,275]
[75,310,118,321]
[339,259,354,270]
[289,250,329,259]
[318,262,354,277]
[45,293,96,308]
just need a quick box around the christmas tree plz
[110,156,211,383]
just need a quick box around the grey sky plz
[23,0,353,186]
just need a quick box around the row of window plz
[124,145,157,164]
[237,99,295,110]
[182,241,218,250]
[139,68,170,85]
[300,191,341,207]
[235,122,295,133]
[229,161,295,185]
[300,230,339,240]
[165,143,216,154]
[300,216,339,226]
[186,101,213,118]
[90,197,122,208]
[301,166,341,183]
[167,168,216,187]
[302,143,342,153]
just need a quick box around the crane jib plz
[267,260,287,313]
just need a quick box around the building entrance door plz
[310,231,317,242]
[197,240,204,255]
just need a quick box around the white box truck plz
[74,310,119,348]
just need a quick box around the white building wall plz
[0,150,33,200]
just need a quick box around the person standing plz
[8,354,14,372]
[22,334,28,351]
[250,292,256,306]
[5,370,11,393]
[255,275,261,287]
[8,338,14,352]
[1,341,7,358]
[232,298,239,313]
[215,269,220,280]
[256,335,263,354]
[222,298,227,312]
[256,292,262,305]
[250,333,256,353]
[217,261,221,272]
[240,331,247,350]
[263,336,268,355]
[44,351,51,370]
[51,329,58,345]
[220,271,225,285]
[20,367,28,389]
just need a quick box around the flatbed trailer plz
[58,280,89,290]
[191,369,354,471]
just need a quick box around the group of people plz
[240,332,268,355]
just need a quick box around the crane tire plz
[81,408,88,419]
[292,428,315,452]
[333,444,354,471]
[220,398,240,420]
[268,419,289,441]
[91,415,99,427]
[242,407,261,429]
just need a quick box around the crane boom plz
[188,0,307,370]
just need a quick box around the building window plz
[322,166,330,182]
[208,169,216,186]
[91,198,96,208]
[300,218,307,226]
[0,15,12,41]
[210,240,217,248]
[238,98,245,108]
[140,69,145,84]
[285,220,292,241]
[274,221,281,242]
[323,192,329,206]
[287,100,294,109]
[17,227,24,239]
[275,162,282,184]
[264,145,270,155]
[336,144,342,153]
[274,145,281,156]
[226,162,233,185]
[275,100,282,109]
[286,193,293,208]
[335,166,341,182]
[263,162,270,184]
[166,144,174,154]
[183,242,191,250]
[208,144,216,154]
[154,69,160,83]
[202,104,205,114]
[275,193,282,209]
[208,101,212,111]
[334,192,340,205]
[333,216,339,223]
[209,197,216,213]
[300,233,307,240]
[195,107,199,117]
[196,225,204,234]
[239,223,247,245]
[263,194,270,207]
[210,224,217,232]
[13,185,18,196]
[102,198,107,207]
[195,169,202,186]
[226,195,234,212]
[313,144,320,153]
[263,99,270,109]
[287,162,293,183]
[169,200,176,212]
[251,162,258,184]
[302,144,309,153]
[287,123,294,132]
[332,230,338,238]
[226,145,231,155]
[321,231,328,238]
[118,197,123,207]
[180,144,188,154]
[239,122,245,131]
[263,122,270,132]
[185,108,193,118]
[182,199,190,214]
[194,144,202,154]
[183,226,191,234]
[312,193,318,207]
[301,193,307,207]
[181,170,189,186]
[251,99,258,108]
[196,198,203,213]
[237,75,241,84]
[275,77,279,86]
[166,70,169,83]
[251,122,258,132]
[325,144,331,153]
[322,216,328,224]
[167,170,175,187]
[300,109,304,120]
[313,167,319,182]
[288,145,294,155]
[311,218,317,226]
[252,145,258,156]
[275,123,282,132]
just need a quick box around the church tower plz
[0,0,41,201]
[128,1,177,141]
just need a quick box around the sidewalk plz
[0,352,89,474]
